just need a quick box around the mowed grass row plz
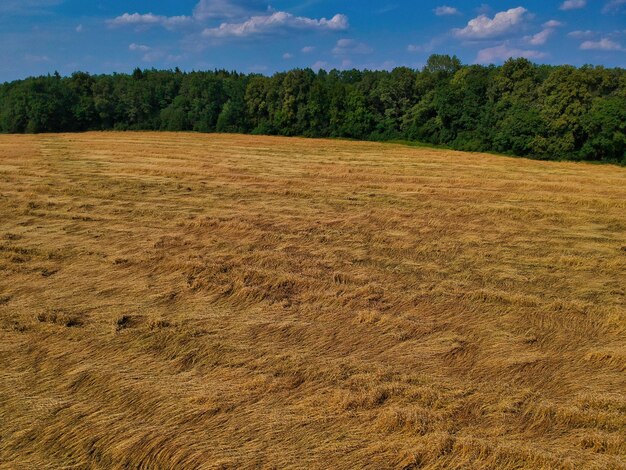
[0,132,625,469]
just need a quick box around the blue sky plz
[1,0,625,82]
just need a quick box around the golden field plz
[0,132,625,469]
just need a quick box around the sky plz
[1,0,625,82]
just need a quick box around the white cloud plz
[568,30,595,38]
[301,46,315,53]
[75,24,84,33]
[603,0,626,13]
[526,28,554,45]
[108,1,348,43]
[543,20,563,28]
[560,0,586,10]
[282,52,293,59]
[202,11,348,38]
[311,60,328,70]
[434,6,461,16]
[128,43,163,62]
[108,0,267,30]
[525,22,562,46]
[476,44,546,64]
[407,38,439,53]
[332,38,373,55]
[454,7,529,40]
[129,43,151,52]
[580,38,623,50]
[108,13,192,30]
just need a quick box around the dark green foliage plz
[1,56,625,163]
[580,96,626,163]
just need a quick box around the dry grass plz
[0,132,625,469]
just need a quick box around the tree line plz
[1,55,625,164]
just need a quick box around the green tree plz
[534,66,593,158]
[580,96,626,163]
[0,58,624,164]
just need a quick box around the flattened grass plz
[0,132,624,469]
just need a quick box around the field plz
[0,132,625,469]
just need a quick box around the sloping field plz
[0,132,625,469]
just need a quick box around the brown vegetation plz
[0,132,625,469]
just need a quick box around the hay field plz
[0,132,625,469]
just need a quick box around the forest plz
[1,55,625,163]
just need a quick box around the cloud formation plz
[407,38,439,54]
[526,29,554,46]
[580,38,623,50]
[128,43,168,62]
[454,7,529,39]
[543,20,563,28]
[108,13,192,30]
[568,30,595,38]
[476,44,545,63]
[525,20,562,46]
[560,0,586,11]
[129,43,151,52]
[108,1,348,41]
[434,6,460,16]
[311,60,328,70]
[332,39,373,55]
[202,12,348,38]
